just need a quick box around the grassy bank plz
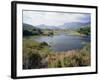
[23,39,90,69]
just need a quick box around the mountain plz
[36,22,90,30]
[59,22,90,29]
[36,24,61,30]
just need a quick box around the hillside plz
[23,23,43,36]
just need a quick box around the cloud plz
[23,11,90,26]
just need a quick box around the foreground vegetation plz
[23,39,90,69]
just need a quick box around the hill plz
[23,23,43,36]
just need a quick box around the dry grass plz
[45,48,90,68]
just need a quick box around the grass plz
[23,38,91,69]
[45,44,90,68]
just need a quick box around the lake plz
[27,33,90,52]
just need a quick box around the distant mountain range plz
[36,22,90,29]
[23,22,90,30]
[58,22,90,29]
[35,24,60,29]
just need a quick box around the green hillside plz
[23,23,43,36]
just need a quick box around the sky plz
[23,10,91,26]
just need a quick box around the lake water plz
[29,33,90,52]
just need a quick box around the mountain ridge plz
[36,22,90,29]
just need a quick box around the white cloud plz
[23,11,90,26]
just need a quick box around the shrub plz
[56,60,62,67]
[23,30,33,36]
[40,42,48,46]
[77,27,90,35]
[23,52,42,69]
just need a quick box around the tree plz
[77,26,90,35]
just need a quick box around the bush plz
[40,42,48,46]
[77,27,90,35]
[23,52,43,69]
[23,30,33,36]
[56,60,62,67]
